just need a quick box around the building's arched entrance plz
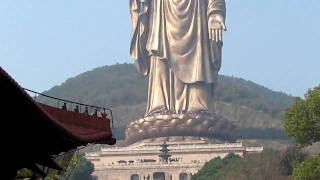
[179,173,188,180]
[131,174,140,180]
[153,172,166,180]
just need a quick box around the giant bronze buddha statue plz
[126,0,230,144]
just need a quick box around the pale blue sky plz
[1,0,319,97]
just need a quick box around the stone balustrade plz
[99,142,243,153]
[94,162,204,170]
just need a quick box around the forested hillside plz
[39,63,294,140]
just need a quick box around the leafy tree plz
[284,86,320,147]
[192,153,241,180]
[284,85,320,179]
[43,154,94,180]
[192,150,284,180]
[67,155,94,180]
[280,146,306,176]
[293,155,320,180]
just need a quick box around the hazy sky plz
[1,0,319,97]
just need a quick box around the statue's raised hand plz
[208,14,227,42]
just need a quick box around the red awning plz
[38,103,113,143]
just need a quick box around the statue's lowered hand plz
[208,14,226,42]
[208,14,225,71]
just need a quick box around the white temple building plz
[86,137,263,180]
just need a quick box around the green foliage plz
[67,155,94,180]
[284,85,320,179]
[39,63,147,108]
[293,155,320,180]
[39,63,293,118]
[233,128,288,140]
[113,127,288,141]
[38,63,293,131]
[16,168,34,178]
[216,76,293,119]
[45,154,94,180]
[284,85,320,147]
[192,150,284,180]
[280,146,307,176]
[192,153,242,180]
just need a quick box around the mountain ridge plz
[38,63,294,140]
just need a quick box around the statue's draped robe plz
[130,0,226,115]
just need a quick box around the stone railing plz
[132,140,207,147]
[100,142,243,152]
[94,162,204,170]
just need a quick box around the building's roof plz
[0,67,115,178]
